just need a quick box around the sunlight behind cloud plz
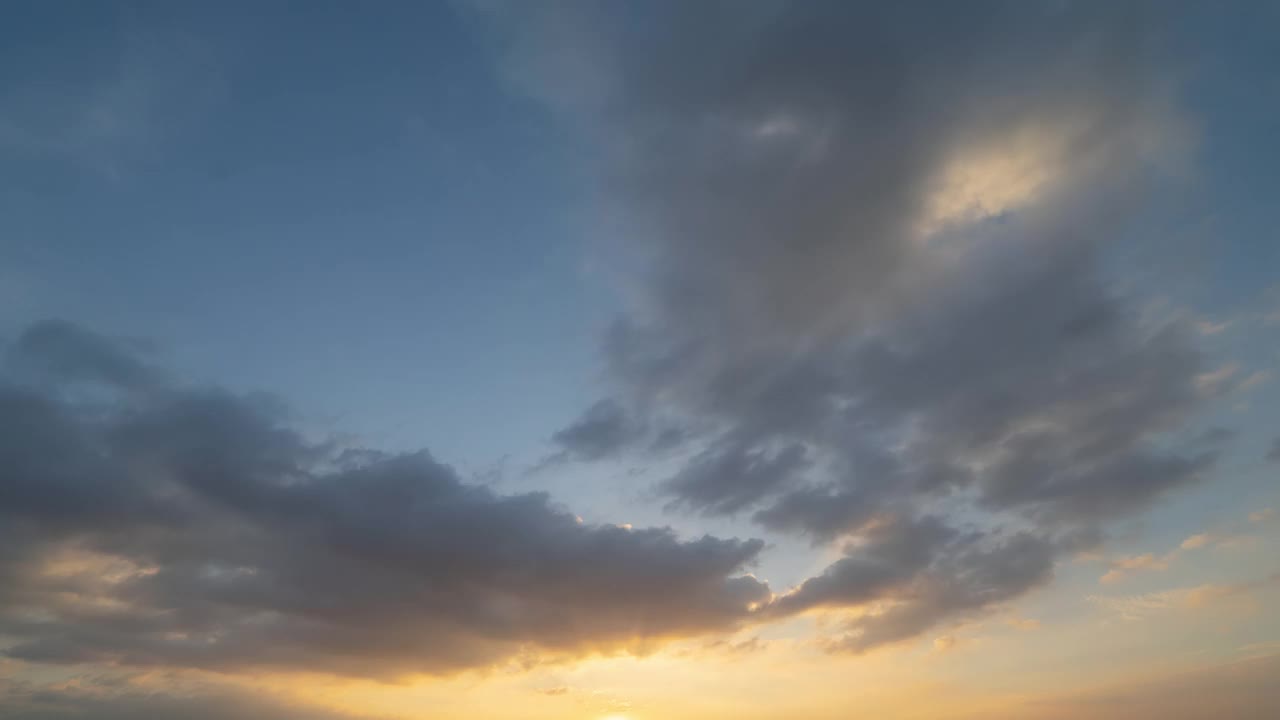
[917,124,1064,238]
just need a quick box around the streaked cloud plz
[1099,553,1172,585]
[0,674,373,720]
[1089,572,1280,620]
[1180,534,1212,550]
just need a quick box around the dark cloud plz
[1268,437,1280,462]
[0,322,770,678]
[486,1,1218,651]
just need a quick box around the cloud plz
[0,674,373,720]
[1194,319,1233,335]
[662,441,810,516]
[547,398,643,462]
[680,635,768,659]
[535,686,570,696]
[1099,553,1173,584]
[4,319,164,391]
[1268,439,1280,463]
[0,322,771,678]
[1089,573,1280,620]
[1087,589,1186,620]
[1097,527,1241,585]
[769,516,1057,652]
[1180,534,1211,550]
[1000,653,1280,720]
[1238,370,1271,392]
[487,1,1214,651]
[1194,363,1238,394]
[1250,508,1275,523]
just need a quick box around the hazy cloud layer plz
[489,1,1222,650]
[986,654,1280,720]
[0,675,371,720]
[0,322,770,678]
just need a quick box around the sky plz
[0,2,1278,719]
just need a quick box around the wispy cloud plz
[1089,573,1280,620]
[1099,553,1173,585]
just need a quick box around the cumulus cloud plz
[484,1,1218,651]
[0,321,771,678]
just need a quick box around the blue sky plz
[1,1,606,471]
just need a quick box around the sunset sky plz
[1,2,1279,719]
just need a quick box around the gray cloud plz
[821,529,1057,653]
[1268,437,1280,462]
[5,320,164,392]
[489,1,1218,651]
[0,322,770,678]
[547,398,643,461]
[661,440,809,516]
[769,515,1058,651]
[771,516,961,614]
